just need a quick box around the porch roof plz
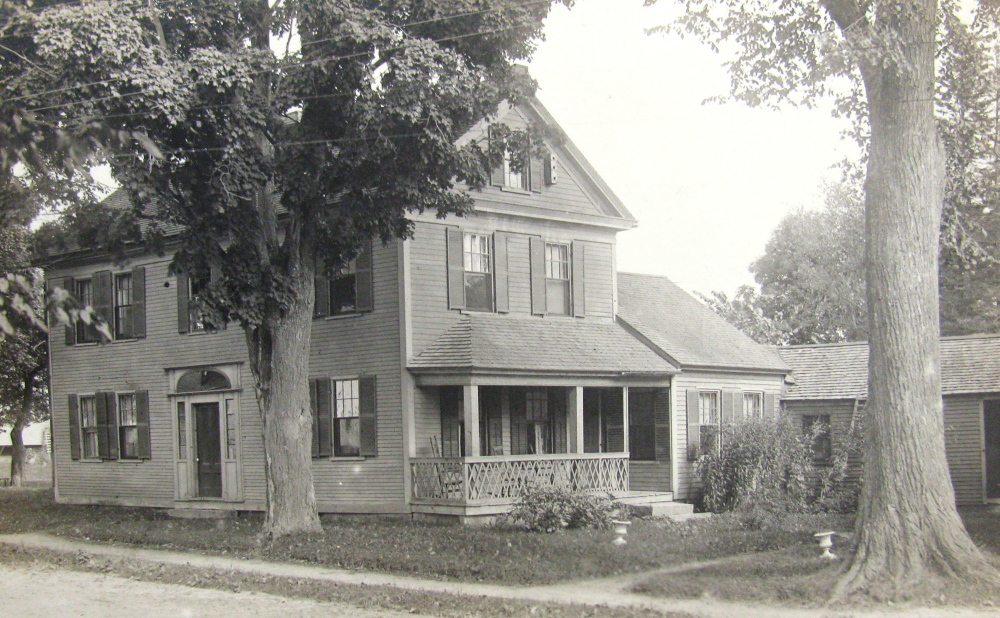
[778,334,1000,400]
[409,314,677,375]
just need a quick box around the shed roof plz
[778,334,1000,399]
[409,313,677,375]
[616,272,789,373]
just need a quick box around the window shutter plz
[571,241,585,317]
[131,266,146,339]
[447,228,465,310]
[317,379,332,458]
[356,241,374,312]
[764,393,776,418]
[686,389,701,461]
[176,272,190,334]
[493,233,509,313]
[545,153,558,185]
[529,236,545,315]
[734,390,744,421]
[721,390,736,425]
[105,391,119,460]
[530,147,545,193]
[310,379,320,457]
[488,127,504,187]
[62,277,77,346]
[136,390,151,459]
[95,391,110,459]
[68,394,81,461]
[359,376,377,457]
[654,388,671,461]
[314,277,330,318]
[93,271,113,340]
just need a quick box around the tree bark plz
[832,0,999,599]
[9,419,26,487]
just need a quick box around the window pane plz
[76,280,99,343]
[331,272,357,315]
[226,399,237,460]
[334,379,360,419]
[336,418,360,456]
[743,392,763,419]
[114,273,133,339]
[464,272,493,311]
[177,402,187,458]
[463,234,491,274]
[546,280,570,315]
[699,392,719,425]
[80,396,98,458]
[118,394,137,426]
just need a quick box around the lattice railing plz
[410,454,629,505]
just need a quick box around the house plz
[0,421,51,486]
[778,334,1000,505]
[43,97,786,520]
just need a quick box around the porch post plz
[568,387,585,454]
[463,385,480,457]
[622,387,630,456]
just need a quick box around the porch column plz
[463,385,480,457]
[622,387,630,456]
[567,387,585,454]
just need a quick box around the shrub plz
[494,487,616,533]
[698,415,863,516]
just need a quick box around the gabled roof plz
[778,334,1000,400]
[616,272,789,373]
[409,313,677,375]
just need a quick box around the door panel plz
[194,402,222,498]
[985,400,1000,500]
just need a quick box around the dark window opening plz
[803,414,832,463]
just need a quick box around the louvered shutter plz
[359,376,377,457]
[310,379,320,457]
[686,389,701,461]
[95,391,110,459]
[721,390,736,425]
[764,393,776,419]
[131,267,146,338]
[316,380,332,458]
[68,394,81,460]
[176,271,190,334]
[314,277,330,318]
[493,232,509,313]
[530,147,544,193]
[355,241,373,312]
[529,236,545,315]
[136,391,151,459]
[93,271,113,340]
[654,388,671,461]
[734,390,744,421]
[105,391,119,460]
[571,241,585,317]
[489,127,504,187]
[61,277,77,345]
[447,228,465,310]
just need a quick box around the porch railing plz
[410,453,629,506]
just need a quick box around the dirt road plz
[2,562,424,618]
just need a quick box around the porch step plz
[608,491,695,520]
[609,491,676,505]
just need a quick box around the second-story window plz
[114,273,133,339]
[504,150,528,190]
[330,262,357,316]
[463,233,493,312]
[76,279,100,343]
[188,272,215,332]
[545,243,571,315]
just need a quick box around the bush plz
[698,416,863,517]
[493,487,617,533]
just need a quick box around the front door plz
[194,402,223,498]
[985,400,1000,501]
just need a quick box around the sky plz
[527,0,859,295]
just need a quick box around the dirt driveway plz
[2,562,426,618]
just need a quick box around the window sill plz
[318,312,364,321]
[499,186,532,195]
[315,456,368,461]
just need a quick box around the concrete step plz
[626,501,695,518]
[610,491,675,505]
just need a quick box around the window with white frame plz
[118,393,138,459]
[334,378,361,457]
[114,272,133,339]
[545,243,571,315]
[743,391,764,420]
[503,150,528,190]
[699,391,720,455]
[463,233,493,312]
[80,395,99,458]
[525,388,550,454]
[75,279,100,343]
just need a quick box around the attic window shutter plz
[686,389,701,461]
[61,277,77,346]
[316,379,332,458]
[654,388,670,462]
[68,394,81,461]
[530,145,545,193]
[136,391,151,459]
[314,277,330,318]
[447,228,465,310]
[176,271,190,334]
[359,376,377,457]
[545,153,558,185]
[494,232,509,313]
[488,127,504,187]
[571,241,585,317]
[356,241,374,312]
[93,271,113,340]
[529,236,545,315]
[131,267,146,339]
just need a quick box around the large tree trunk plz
[247,257,323,538]
[834,0,998,599]
[9,420,26,487]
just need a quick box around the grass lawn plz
[634,505,1000,610]
[0,488,851,586]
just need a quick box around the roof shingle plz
[616,272,789,372]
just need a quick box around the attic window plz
[176,369,231,393]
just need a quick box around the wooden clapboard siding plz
[671,371,785,500]
[408,220,465,357]
[309,240,406,510]
[630,462,671,492]
[782,399,861,487]
[413,386,442,457]
[48,257,253,507]
[943,395,988,505]
[581,241,613,318]
[505,233,533,315]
